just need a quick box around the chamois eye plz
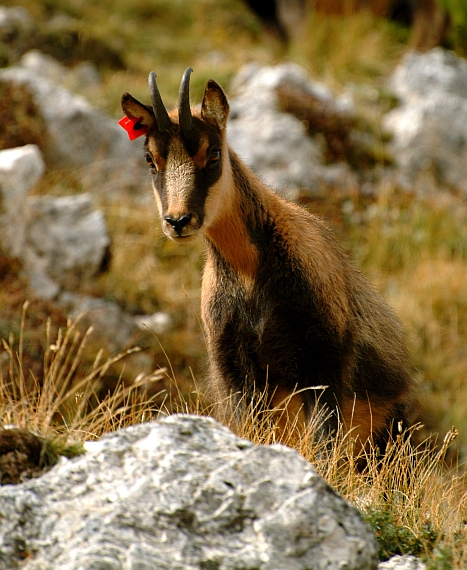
[208,149,221,164]
[144,152,156,170]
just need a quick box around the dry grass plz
[1,312,466,566]
[0,303,166,444]
[340,185,467,460]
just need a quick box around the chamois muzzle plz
[165,214,193,236]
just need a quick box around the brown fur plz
[207,209,259,279]
[121,70,414,453]
[341,397,396,445]
[271,389,308,444]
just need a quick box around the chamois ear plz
[201,80,229,130]
[121,92,156,130]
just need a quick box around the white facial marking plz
[164,138,196,215]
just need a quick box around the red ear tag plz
[118,116,149,140]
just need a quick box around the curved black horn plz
[178,67,194,135]
[148,71,172,132]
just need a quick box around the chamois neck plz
[204,148,265,278]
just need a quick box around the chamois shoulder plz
[228,147,349,271]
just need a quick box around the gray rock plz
[0,6,33,62]
[319,162,358,192]
[55,289,154,377]
[19,50,101,90]
[0,146,111,299]
[58,292,137,353]
[384,48,467,194]
[19,50,67,84]
[0,415,379,570]
[228,63,325,198]
[135,311,173,335]
[389,48,467,101]
[378,555,426,570]
[0,145,45,258]
[0,6,33,39]
[69,60,101,88]
[24,194,110,298]
[0,65,147,194]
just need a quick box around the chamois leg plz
[269,388,308,446]
[207,373,244,430]
[303,387,342,441]
[341,396,411,468]
[375,401,412,457]
[269,386,343,449]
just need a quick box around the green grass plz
[438,0,467,51]
[289,10,408,87]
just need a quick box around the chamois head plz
[121,68,230,242]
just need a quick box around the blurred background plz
[1,0,467,461]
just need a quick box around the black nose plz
[165,214,192,234]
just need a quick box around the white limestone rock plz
[384,48,467,194]
[23,193,110,298]
[378,555,426,570]
[0,415,379,570]
[227,63,326,198]
[135,311,173,335]
[0,144,45,258]
[57,292,138,353]
[0,65,147,195]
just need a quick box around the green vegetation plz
[439,0,467,49]
[2,0,269,113]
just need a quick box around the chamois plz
[121,68,413,450]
